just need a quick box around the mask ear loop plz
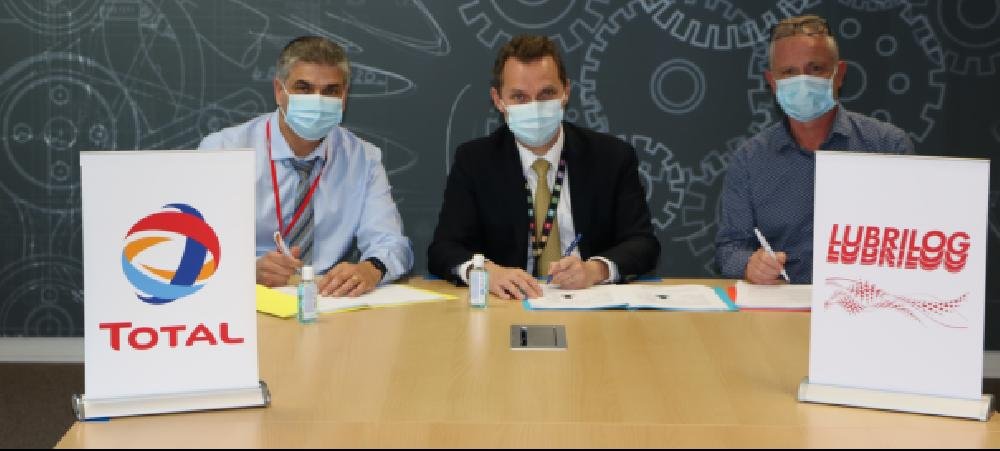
[277,81,292,120]
[828,64,839,102]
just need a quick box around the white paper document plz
[277,284,455,313]
[525,284,735,311]
[734,281,812,310]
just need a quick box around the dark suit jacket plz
[428,122,660,284]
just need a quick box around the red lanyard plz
[267,119,327,236]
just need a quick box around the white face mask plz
[279,82,343,140]
[503,98,565,147]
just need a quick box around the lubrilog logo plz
[121,203,221,305]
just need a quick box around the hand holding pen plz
[546,234,606,289]
[749,227,790,284]
[255,231,303,287]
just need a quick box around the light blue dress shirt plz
[198,111,414,282]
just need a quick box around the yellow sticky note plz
[256,284,297,318]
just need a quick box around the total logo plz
[121,203,221,304]
[103,203,244,352]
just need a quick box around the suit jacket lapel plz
[495,127,531,267]
[563,124,593,259]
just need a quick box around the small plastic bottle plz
[469,254,488,308]
[298,265,318,324]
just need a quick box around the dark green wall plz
[0,0,997,343]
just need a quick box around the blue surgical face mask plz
[774,67,837,122]
[279,83,343,141]
[503,98,565,147]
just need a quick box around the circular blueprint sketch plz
[0,52,141,213]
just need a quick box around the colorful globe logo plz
[122,203,221,305]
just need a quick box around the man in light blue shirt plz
[715,15,913,285]
[199,36,413,296]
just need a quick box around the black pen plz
[520,326,528,347]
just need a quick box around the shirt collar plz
[268,110,328,163]
[827,105,851,141]
[516,126,565,175]
[778,104,849,154]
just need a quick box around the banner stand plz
[72,380,270,420]
[78,150,264,422]
[798,377,992,421]
[807,153,992,423]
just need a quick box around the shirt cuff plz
[589,256,619,284]
[722,247,755,280]
[454,259,475,285]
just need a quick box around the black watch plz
[364,257,387,281]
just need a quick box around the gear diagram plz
[907,0,1000,75]
[619,134,686,231]
[580,0,759,275]
[646,0,757,50]
[459,0,608,52]
[580,0,761,164]
[738,0,823,44]
[673,148,735,276]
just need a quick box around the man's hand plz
[547,256,607,290]
[317,261,383,297]
[745,249,787,285]
[256,246,302,286]
[485,262,542,300]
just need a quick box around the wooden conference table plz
[57,278,1000,448]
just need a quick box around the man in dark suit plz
[428,35,660,300]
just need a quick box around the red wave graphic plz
[823,277,968,329]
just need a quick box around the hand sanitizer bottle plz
[298,265,317,324]
[469,254,488,308]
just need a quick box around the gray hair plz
[275,36,350,84]
[768,15,840,69]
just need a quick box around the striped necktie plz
[286,158,317,263]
